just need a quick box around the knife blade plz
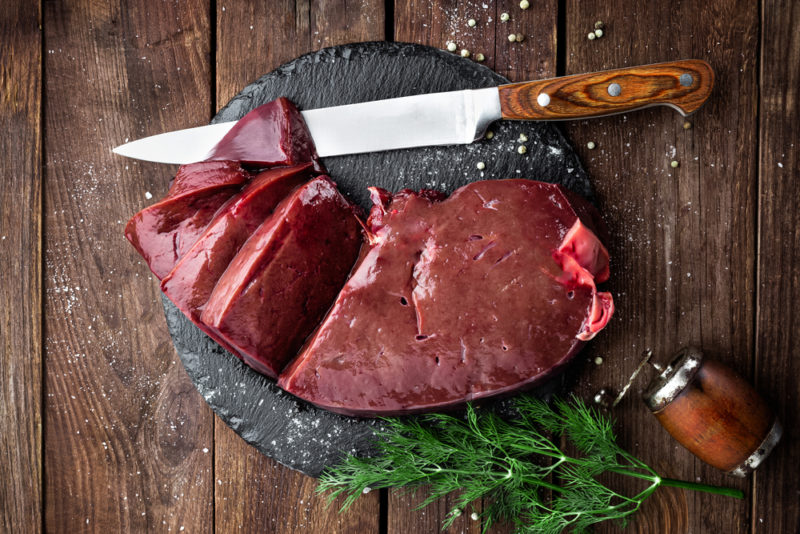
[113,59,713,164]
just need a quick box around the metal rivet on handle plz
[607,83,621,97]
[680,73,693,87]
[537,93,551,107]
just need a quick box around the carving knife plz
[113,59,713,163]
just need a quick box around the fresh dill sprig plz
[317,395,743,533]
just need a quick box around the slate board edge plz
[163,41,593,478]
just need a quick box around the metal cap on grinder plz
[643,346,782,477]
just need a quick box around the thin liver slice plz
[160,163,314,352]
[124,161,249,279]
[278,179,614,416]
[205,97,319,168]
[201,176,363,378]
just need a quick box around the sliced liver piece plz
[279,179,614,416]
[201,176,363,378]
[124,161,249,279]
[205,97,319,168]
[160,163,314,352]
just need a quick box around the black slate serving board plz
[163,42,592,478]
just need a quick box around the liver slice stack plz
[201,176,363,378]
[126,99,364,378]
[160,164,315,355]
[279,180,613,416]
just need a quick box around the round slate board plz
[164,42,592,478]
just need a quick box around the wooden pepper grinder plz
[641,346,782,477]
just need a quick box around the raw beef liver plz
[279,179,614,416]
[201,176,363,378]
[125,161,249,279]
[160,163,314,352]
[205,97,319,168]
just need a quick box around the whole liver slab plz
[279,180,614,416]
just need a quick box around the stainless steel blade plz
[111,87,502,163]
[304,87,501,157]
[112,122,237,164]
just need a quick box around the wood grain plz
[563,1,758,532]
[17,1,800,532]
[213,2,383,533]
[0,1,42,532]
[499,60,714,120]
[393,1,557,532]
[753,0,800,531]
[43,1,215,531]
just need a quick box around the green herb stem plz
[659,477,745,499]
[318,395,744,533]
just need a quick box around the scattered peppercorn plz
[515,33,525,42]
[588,31,596,40]
[519,0,530,9]
[517,145,527,154]
[474,52,485,62]
[594,356,604,366]
[468,18,477,27]
[594,21,605,30]
[446,41,457,52]
[587,141,596,149]
[461,49,471,58]
[683,121,692,130]
[594,388,613,408]
[594,28,603,38]
[452,508,462,517]
[518,133,528,142]
[500,12,510,22]
[508,33,517,42]
[485,131,494,139]
[670,160,679,168]
[476,161,486,170]
[471,512,480,521]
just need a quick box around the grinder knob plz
[642,346,781,476]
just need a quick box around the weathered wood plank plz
[754,0,800,531]
[563,1,758,532]
[0,1,42,532]
[213,2,384,532]
[393,1,557,532]
[43,1,214,531]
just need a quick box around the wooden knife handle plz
[498,59,714,120]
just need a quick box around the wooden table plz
[2,1,798,532]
